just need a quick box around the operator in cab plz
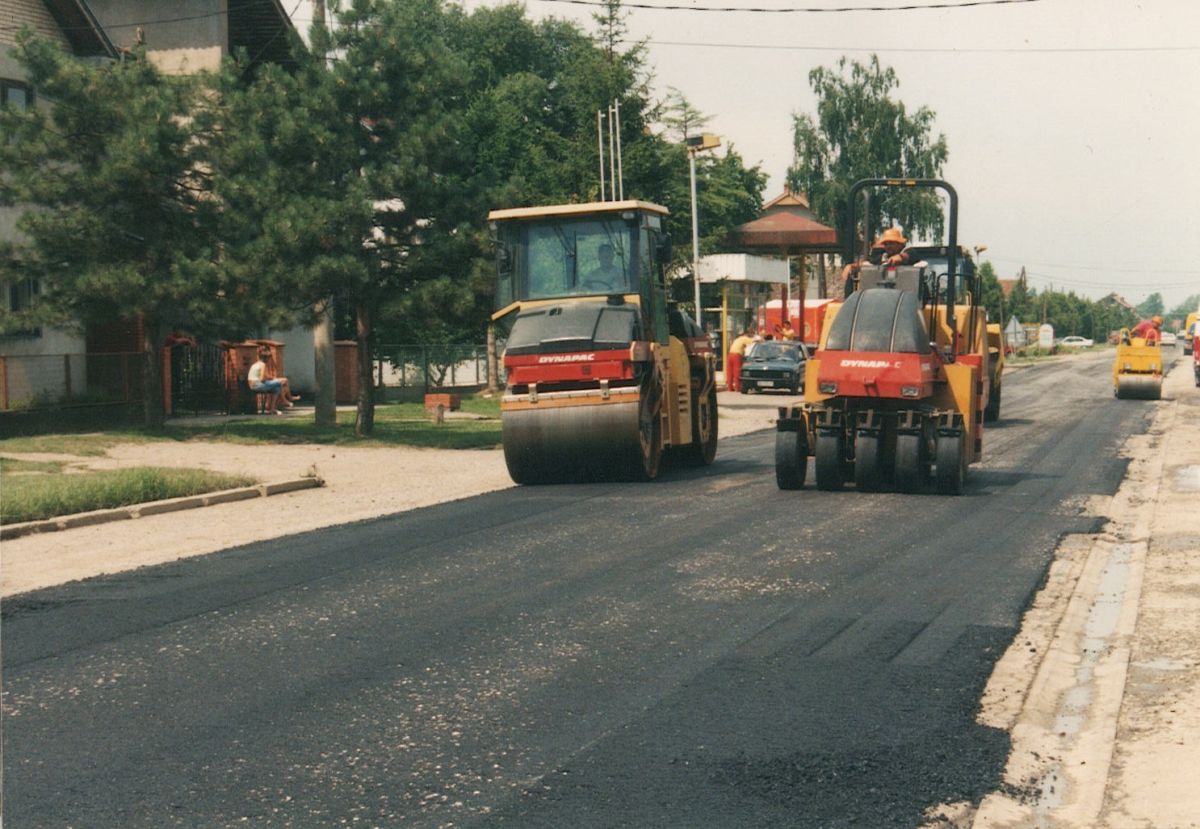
[838,227,913,297]
[580,243,624,293]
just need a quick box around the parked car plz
[740,341,808,393]
[1059,335,1094,348]
[1160,331,1177,347]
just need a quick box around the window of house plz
[1,79,33,110]
[5,278,41,337]
[2,80,40,336]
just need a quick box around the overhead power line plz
[630,39,1200,54]
[535,0,1040,12]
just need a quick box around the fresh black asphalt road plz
[2,351,1166,827]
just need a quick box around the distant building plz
[1,1,295,409]
[1098,292,1137,312]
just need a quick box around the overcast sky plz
[298,0,1200,312]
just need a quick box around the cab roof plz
[488,199,669,222]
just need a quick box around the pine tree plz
[0,33,240,427]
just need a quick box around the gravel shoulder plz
[0,392,781,597]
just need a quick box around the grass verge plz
[167,402,502,449]
[0,399,503,455]
[1,465,256,525]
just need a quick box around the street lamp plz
[686,132,721,326]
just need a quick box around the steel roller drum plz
[1115,374,1162,400]
[502,397,645,483]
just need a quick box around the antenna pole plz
[597,110,606,201]
[607,103,617,201]
[614,99,624,200]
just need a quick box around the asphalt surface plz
[1,351,1158,828]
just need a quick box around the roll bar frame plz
[845,178,959,361]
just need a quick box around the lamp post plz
[686,133,721,326]
[974,243,993,324]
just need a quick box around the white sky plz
[295,0,1200,311]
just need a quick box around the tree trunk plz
[486,322,500,395]
[354,300,374,436]
[313,298,336,427]
[142,317,166,430]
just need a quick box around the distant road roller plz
[1113,329,1163,399]
[775,178,994,495]
[490,200,717,483]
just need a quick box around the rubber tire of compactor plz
[1115,375,1162,400]
[775,429,808,490]
[684,386,719,466]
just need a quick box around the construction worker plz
[726,327,756,392]
[1130,314,1163,343]
[839,227,911,296]
[1194,328,1200,386]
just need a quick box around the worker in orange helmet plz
[1130,314,1163,343]
[839,227,912,296]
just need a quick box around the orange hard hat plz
[877,227,907,246]
[1152,315,1163,326]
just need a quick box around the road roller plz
[490,200,718,484]
[774,178,993,495]
[1113,329,1163,399]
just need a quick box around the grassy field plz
[0,398,503,456]
[170,400,502,449]
[0,461,255,525]
[0,399,499,523]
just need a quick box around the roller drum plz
[1115,375,1162,400]
[502,400,645,483]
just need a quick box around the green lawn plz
[169,401,502,449]
[0,399,499,523]
[1,463,255,525]
[0,398,503,456]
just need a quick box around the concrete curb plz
[0,477,324,541]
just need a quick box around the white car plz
[1160,331,1177,347]
[1059,335,1094,348]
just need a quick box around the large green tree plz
[787,55,949,252]
[1136,292,1164,318]
[215,0,472,435]
[0,34,248,427]
[1168,294,1200,319]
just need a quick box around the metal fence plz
[0,343,503,413]
[374,344,501,393]
[0,351,145,412]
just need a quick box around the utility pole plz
[685,133,720,326]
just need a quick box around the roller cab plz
[490,201,717,483]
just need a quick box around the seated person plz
[839,227,912,296]
[580,243,624,292]
[1129,315,1162,343]
[247,346,299,414]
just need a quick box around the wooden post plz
[0,356,8,410]
[160,347,171,417]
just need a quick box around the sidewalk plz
[971,357,1200,828]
